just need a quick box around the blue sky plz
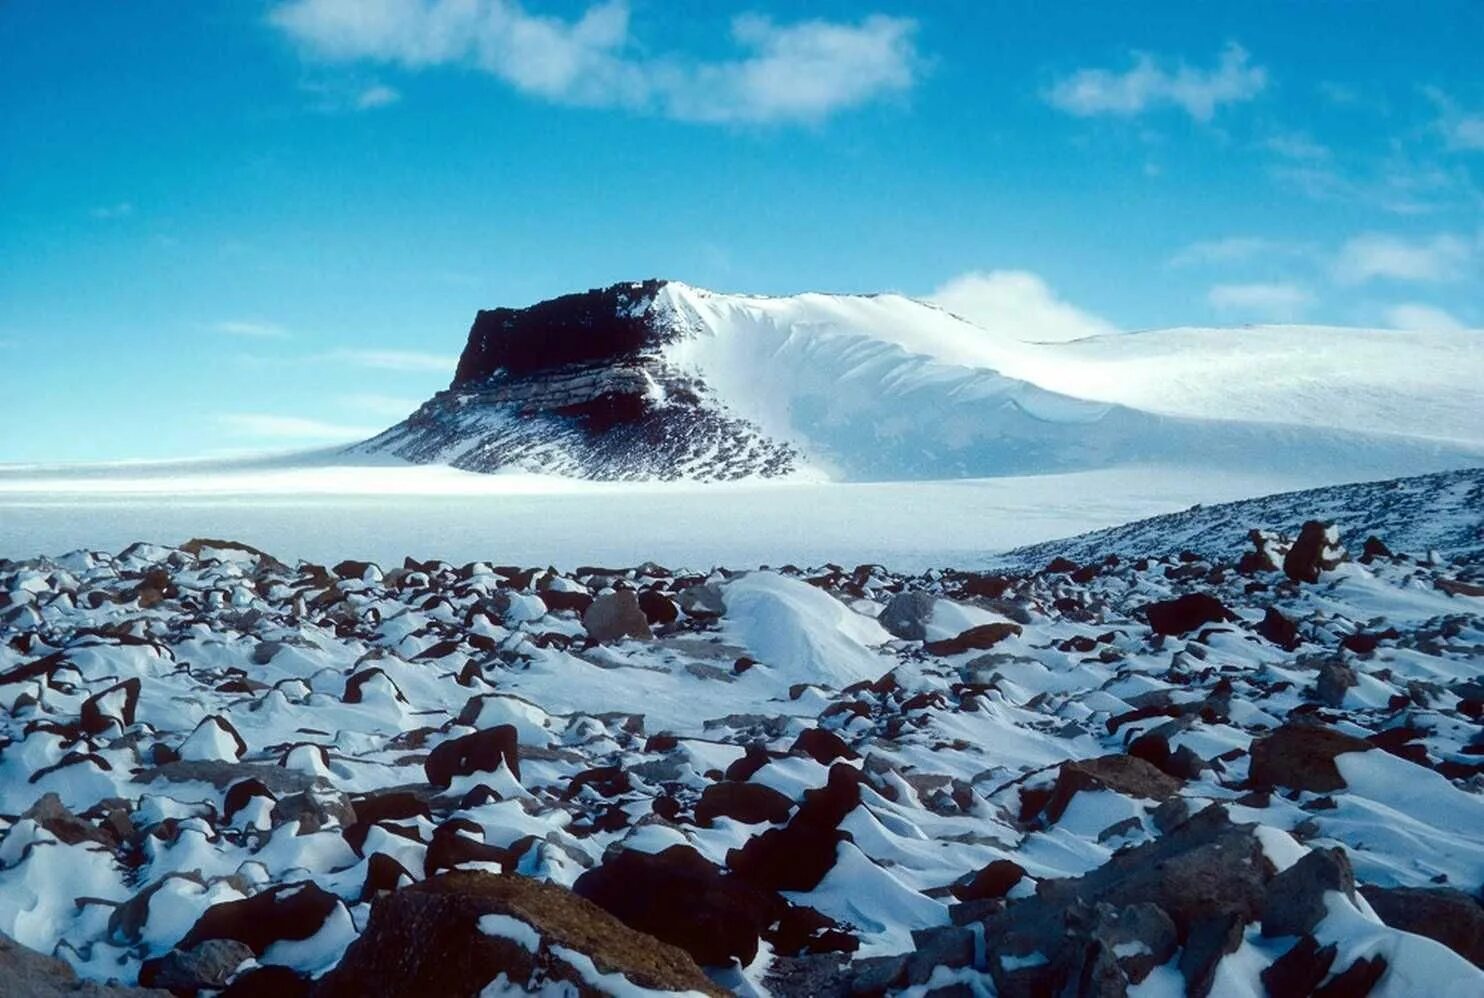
[2,1,1481,462]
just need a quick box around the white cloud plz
[1425,86,1484,151]
[337,392,424,418]
[218,413,379,441]
[268,0,920,124]
[1382,303,1470,334]
[214,320,290,339]
[1332,233,1472,284]
[324,347,457,372]
[1169,236,1303,268]
[90,202,134,220]
[1263,131,1329,161]
[929,270,1118,343]
[356,83,402,108]
[300,78,403,112]
[1207,282,1313,321]
[1045,43,1266,122]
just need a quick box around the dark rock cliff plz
[353,280,800,481]
[452,279,673,386]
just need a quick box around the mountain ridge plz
[351,279,1484,484]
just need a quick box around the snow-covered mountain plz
[354,279,1484,483]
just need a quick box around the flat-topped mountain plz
[352,279,1484,483]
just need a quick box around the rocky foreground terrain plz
[2,471,1483,996]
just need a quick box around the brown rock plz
[316,871,723,996]
[1044,754,1182,823]
[1248,723,1371,793]
[581,591,653,642]
[923,622,1022,656]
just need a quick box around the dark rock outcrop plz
[357,281,799,481]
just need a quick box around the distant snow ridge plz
[353,279,1484,482]
[998,466,1484,569]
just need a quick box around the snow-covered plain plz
[0,457,1317,572]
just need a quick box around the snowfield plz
[1,470,1482,995]
[0,458,1327,571]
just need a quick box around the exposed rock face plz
[315,871,723,997]
[355,280,799,481]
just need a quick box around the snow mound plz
[722,571,891,688]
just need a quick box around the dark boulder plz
[637,588,679,626]
[923,622,1022,656]
[581,591,653,642]
[952,859,1025,902]
[695,781,794,827]
[1359,885,1484,968]
[1260,847,1355,938]
[1260,935,1337,997]
[790,727,858,765]
[1144,593,1234,636]
[1043,754,1181,823]
[176,882,343,956]
[1285,520,1346,584]
[1248,723,1371,793]
[727,764,862,892]
[574,845,776,967]
[79,678,141,735]
[1257,607,1300,650]
[425,724,521,787]
[317,870,722,996]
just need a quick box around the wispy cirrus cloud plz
[268,0,921,124]
[217,413,380,441]
[1045,42,1266,122]
[1263,131,1329,162]
[300,78,402,112]
[1168,236,1310,268]
[213,320,291,339]
[1424,86,1484,151]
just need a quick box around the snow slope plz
[654,283,1484,480]
[998,465,1484,569]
